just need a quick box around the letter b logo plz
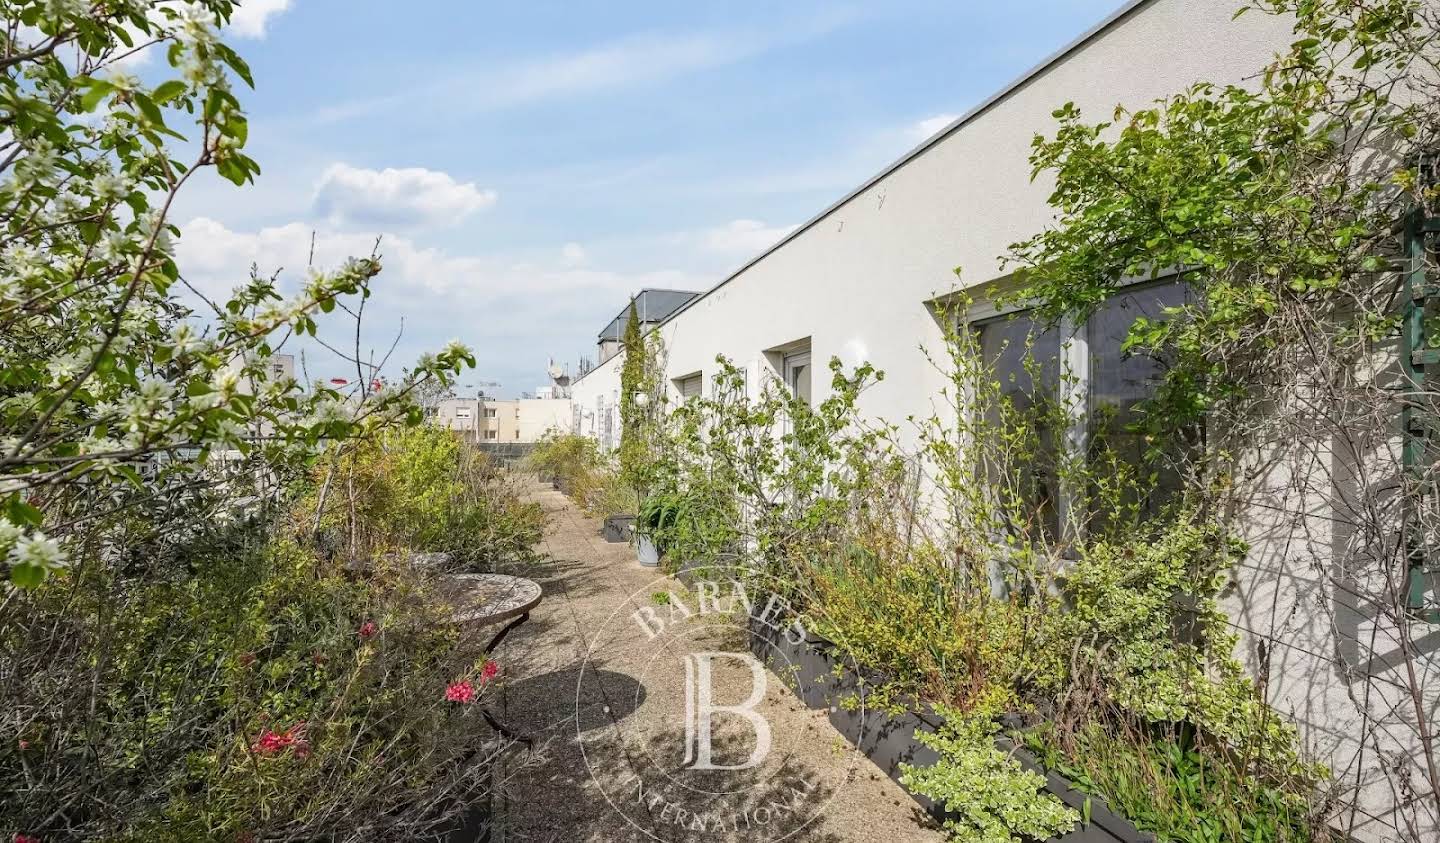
[682,652,772,770]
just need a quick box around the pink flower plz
[252,722,307,756]
[358,621,377,638]
[480,660,499,683]
[17,739,28,750]
[444,680,475,704]
[15,834,41,843]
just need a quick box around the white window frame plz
[783,350,812,407]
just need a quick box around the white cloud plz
[228,0,293,39]
[701,219,797,255]
[560,242,587,266]
[308,9,863,126]
[173,216,710,389]
[311,163,498,228]
[910,113,959,141]
[311,33,739,125]
[176,217,701,305]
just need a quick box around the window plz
[484,408,497,418]
[1085,280,1191,520]
[484,430,497,440]
[784,351,812,406]
[975,312,1062,541]
[674,373,702,400]
[970,278,1189,541]
[454,407,471,420]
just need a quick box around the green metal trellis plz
[1401,168,1440,623]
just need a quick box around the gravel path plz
[485,478,942,843]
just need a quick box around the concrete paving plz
[485,478,943,843]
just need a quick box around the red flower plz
[480,660,499,683]
[15,834,40,843]
[358,621,377,638]
[253,722,307,756]
[444,680,475,703]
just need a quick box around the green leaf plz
[6,499,43,527]
[10,562,46,590]
[133,93,165,127]
[151,80,187,104]
[78,78,115,112]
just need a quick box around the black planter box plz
[602,514,635,543]
[747,612,1151,843]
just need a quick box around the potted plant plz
[635,492,680,567]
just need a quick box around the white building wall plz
[570,2,1433,837]
[577,0,1295,445]
[509,398,574,443]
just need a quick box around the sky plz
[165,0,1125,397]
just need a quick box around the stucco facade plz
[433,397,572,444]
[568,1,1436,838]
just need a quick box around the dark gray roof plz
[597,289,700,341]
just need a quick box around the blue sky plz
[171,0,1124,397]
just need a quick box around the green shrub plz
[306,424,544,569]
[525,432,639,518]
[2,537,500,840]
[901,703,1078,843]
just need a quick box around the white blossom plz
[310,399,350,426]
[0,519,21,553]
[46,353,86,384]
[43,0,87,20]
[99,229,130,263]
[52,191,86,219]
[135,377,172,405]
[90,171,132,204]
[170,323,200,356]
[3,243,45,283]
[107,71,141,94]
[138,212,173,254]
[8,531,67,571]
[213,418,244,446]
[212,368,241,396]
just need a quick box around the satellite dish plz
[547,363,571,387]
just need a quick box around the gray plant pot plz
[603,514,636,543]
[635,534,660,567]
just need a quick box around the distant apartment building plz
[431,396,572,444]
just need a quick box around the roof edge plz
[573,0,1155,388]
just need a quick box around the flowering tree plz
[0,4,531,840]
[0,0,473,588]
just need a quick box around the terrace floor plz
[485,477,941,843]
